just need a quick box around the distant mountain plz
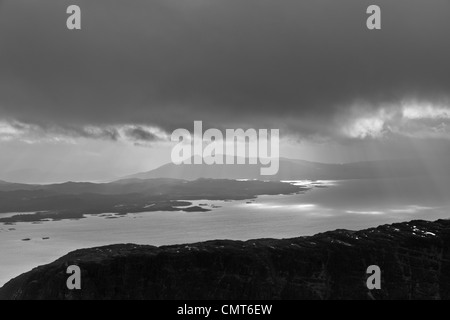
[2,218,449,300]
[0,180,41,192]
[0,168,117,185]
[124,157,435,181]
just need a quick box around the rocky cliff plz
[1,219,450,300]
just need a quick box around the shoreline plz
[1,217,449,300]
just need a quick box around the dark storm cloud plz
[1,120,121,141]
[124,127,161,142]
[0,0,449,139]
[77,127,120,141]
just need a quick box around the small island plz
[2,218,449,300]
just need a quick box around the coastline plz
[2,217,449,300]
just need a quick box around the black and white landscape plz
[1,0,450,300]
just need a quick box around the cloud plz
[124,127,160,142]
[403,104,450,120]
[0,0,449,143]
[339,100,450,140]
[0,120,168,145]
[342,113,388,139]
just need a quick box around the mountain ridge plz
[124,157,436,181]
[1,218,449,300]
[2,157,447,186]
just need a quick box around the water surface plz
[1,176,449,287]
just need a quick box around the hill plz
[1,218,449,300]
[125,157,434,181]
[0,179,306,223]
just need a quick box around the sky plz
[0,0,450,183]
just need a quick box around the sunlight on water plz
[1,176,450,287]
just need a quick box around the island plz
[1,218,449,300]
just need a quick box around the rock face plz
[1,219,450,300]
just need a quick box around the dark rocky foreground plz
[1,219,450,300]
